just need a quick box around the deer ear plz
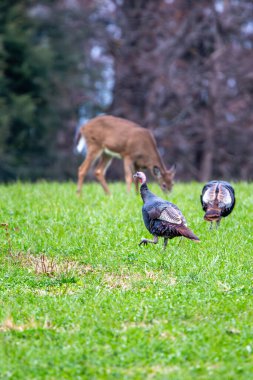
[153,166,161,178]
[168,164,176,175]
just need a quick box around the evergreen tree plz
[0,1,54,179]
[0,0,98,181]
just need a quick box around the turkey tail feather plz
[177,226,200,242]
[204,206,221,222]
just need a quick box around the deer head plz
[153,165,176,192]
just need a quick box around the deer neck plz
[152,160,167,180]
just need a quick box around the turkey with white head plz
[133,172,200,250]
[200,180,235,229]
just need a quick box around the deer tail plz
[74,128,87,155]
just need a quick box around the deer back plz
[82,115,140,154]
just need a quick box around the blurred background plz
[0,0,253,183]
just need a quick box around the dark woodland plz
[0,0,253,182]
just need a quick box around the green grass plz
[0,181,252,379]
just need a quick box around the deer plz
[76,115,175,195]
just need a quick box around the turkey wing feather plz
[202,185,216,204]
[218,186,232,206]
[148,204,185,225]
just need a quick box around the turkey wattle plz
[133,171,200,250]
[200,180,235,228]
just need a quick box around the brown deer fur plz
[76,115,175,195]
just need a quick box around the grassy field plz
[0,181,252,379]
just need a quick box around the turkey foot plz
[139,236,158,246]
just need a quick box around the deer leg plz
[133,165,140,194]
[123,157,134,193]
[132,164,140,194]
[77,147,101,195]
[94,153,112,195]
[139,236,158,246]
[134,179,140,194]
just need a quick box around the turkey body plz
[200,180,235,227]
[134,171,200,249]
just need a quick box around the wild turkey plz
[133,172,200,250]
[200,180,235,228]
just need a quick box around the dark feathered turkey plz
[133,172,200,250]
[200,180,235,228]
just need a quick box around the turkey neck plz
[140,182,155,203]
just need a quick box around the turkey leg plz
[139,236,158,246]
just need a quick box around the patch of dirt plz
[7,251,93,277]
